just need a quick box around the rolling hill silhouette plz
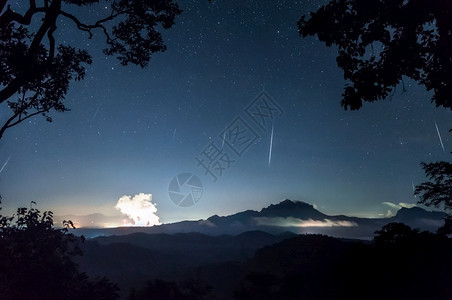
[76,230,295,297]
[69,199,447,239]
[71,200,449,298]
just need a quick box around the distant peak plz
[259,199,324,218]
[395,206,427,216]
[394,206,447,219]
[273,199,314,208]
[281,199,302,204]
[398,206,425,212]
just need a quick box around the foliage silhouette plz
[415,137,452,235]
[335,223,452,299]
[235,234,351,299]
[0,200,119,300]
[127,278,211,300]
[0,0,181,140]
[298,0,452,234]
[415,155,452,211]
[373,222,419,245]
[298,0,452,110]
[235,227,452,299]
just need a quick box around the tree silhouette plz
[298,0,452,234]
[127,278,211,300]
[298,0,452,110]
[235,230,452,299]
[373,222,420,245]
[415,161,452,210]
[415,139,452,235]
[0,200,119,299]
[0,0,181,140]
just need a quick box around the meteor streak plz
[0,155,11,174]
[268,122,274,166]
[91,104,102,122]
[434,121,446,153]
[221,130,226,148]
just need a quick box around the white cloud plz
[382,202,416,210]
[382,202,401,210]
[381,202,416,218]
[399,202,416,209]
[115,193,161,226]
[386,209,395,217]
[254,217,357,228]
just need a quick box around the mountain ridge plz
[67,199,447,239]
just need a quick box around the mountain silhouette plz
[235,232,452,299]
[68,199,447,239]
[71,201,449,298]
[76,230,295,297]
[390,206,447,230]
[260,199,327,218]
[393,206,446,220]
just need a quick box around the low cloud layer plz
[382,202,416,209]
[382,202,416,217]
[115,193,161,226]
[254,217,357,228]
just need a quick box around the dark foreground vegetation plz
[1,201,451,300]
[0,200,119,300]
[235,224,452,300]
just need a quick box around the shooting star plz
[0,155,11,174]
[268,122,274,166]
[221,130,226,148]
[91,104,102,123]
[172,128,177,140]
[434,121,446,153]
[411,180,417,197]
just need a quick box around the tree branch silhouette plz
[0,0,181,141]
[298,0,452,110]
[0,200,119,299]
[299,1,452,234]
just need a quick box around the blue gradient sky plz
[0,0,450,223]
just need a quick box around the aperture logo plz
[168,173,203,207]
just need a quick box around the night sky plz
[0,0,451,225]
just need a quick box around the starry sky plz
[0,0,451,224]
